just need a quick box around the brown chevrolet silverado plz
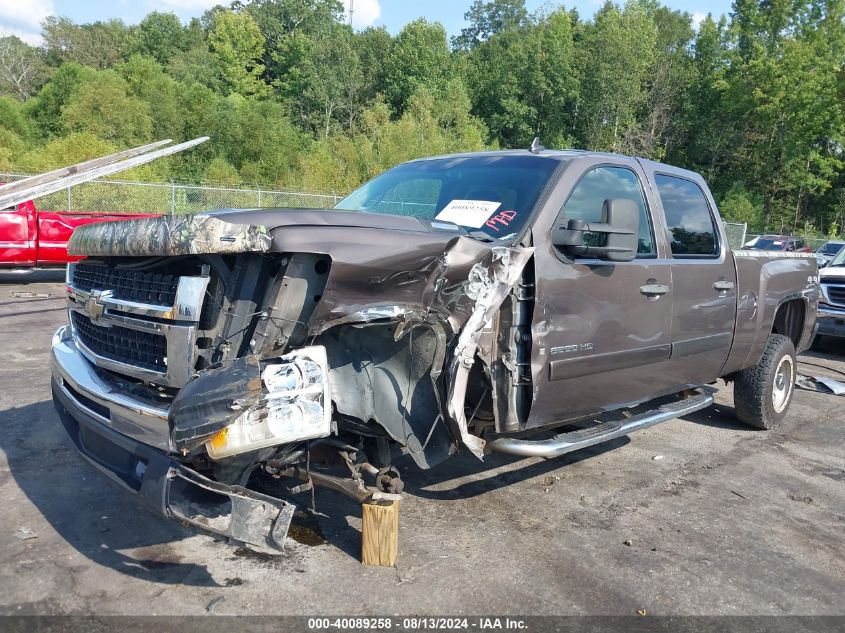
[51,149,819,553]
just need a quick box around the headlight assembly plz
[206,346,331,459]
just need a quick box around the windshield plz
[335,155,561,240]
[818,242,844,255]
[749,237,786,250]
[830,247,845,267]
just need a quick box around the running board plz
[487,392,714,459]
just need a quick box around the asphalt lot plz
[0,273,843,616]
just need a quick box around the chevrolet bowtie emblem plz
[84,289,111,321]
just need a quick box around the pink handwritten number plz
[485,210,517,231]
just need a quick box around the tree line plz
[0,0,843,235]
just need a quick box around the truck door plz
[649,171,737,386]
[527,162,677,428]
[0,201,36,267]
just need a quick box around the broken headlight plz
[206,346,331,459]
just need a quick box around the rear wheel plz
[733,334,796,430]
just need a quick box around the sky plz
[0,0,735,46]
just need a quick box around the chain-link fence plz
[1,173,343,214]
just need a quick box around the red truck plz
[0,138,207,271]
[0,197,159,270]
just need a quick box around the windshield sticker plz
[485,210,517,232]
[435,199,501,228]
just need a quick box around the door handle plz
[639,283,670,297]
[713,280,735,291]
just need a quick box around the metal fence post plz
[171,181,176,213]
[67,186,72,212]
[257,186,262,207]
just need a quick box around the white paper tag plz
[434,200,501,228]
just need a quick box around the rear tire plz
[733,334,796,430]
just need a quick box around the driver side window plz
[560,166,655,255]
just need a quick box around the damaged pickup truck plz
[50,149,819,554]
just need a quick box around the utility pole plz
[349,0,354,26]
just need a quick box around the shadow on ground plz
[1,390,760,580]
[2,400,221,587]
[0,270,65,284]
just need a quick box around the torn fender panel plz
[323,322,456,470]
[447,246,535,459]
[170,355,262,449]
[67,213,272,257]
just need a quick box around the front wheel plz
[733,334,797,430]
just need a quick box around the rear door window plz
[655,175,718,256]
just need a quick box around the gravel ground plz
[0,274,842,616]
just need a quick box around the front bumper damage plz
[51,327,295,553]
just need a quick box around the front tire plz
[733,334,797,430]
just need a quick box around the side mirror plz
[553,198,640,262]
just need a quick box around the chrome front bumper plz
[51,324,296,554]
[817,305,845,338]
[51,325,172,451]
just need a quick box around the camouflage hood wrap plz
[67,214,272,257]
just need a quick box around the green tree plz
[208,11,268,96]
[298,85,488,192]
[61,70,153,145]
[242,0,344,93]
[296,28,366,137]
[210,95,307,184]
[384,19,452,114]
[673,14,736,185]
[119,55,183,140]
[354,27,392,104]
[575,2,657,152]
[625,3,696,159]
[719,183,764,230]
[24,63,94,139]
[467,9,578,147]
[133,12,191,66]
[729,0,845,230]
[42,17,131,69]
[15,131,115,172]
[453,0,528,50]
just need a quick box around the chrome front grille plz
[823,284,845,307]
[66,262,210,387]
[71,312,168,372]
[72,262,180,306]
[822,283,845,308]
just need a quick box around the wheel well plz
[772,299,805,348]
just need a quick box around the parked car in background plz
[743,235,813,253]
[0,197,159,271]
[815,240,845,268]
[817,246,845,341]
